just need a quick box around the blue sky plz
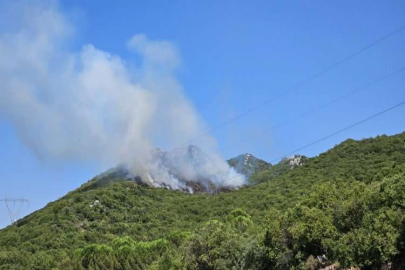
[1,0,405,228]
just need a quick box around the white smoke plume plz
[0,1,245,190]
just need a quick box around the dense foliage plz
[1,133,405,269]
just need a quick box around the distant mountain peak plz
[228,153,309,185]
[228,153,271,179]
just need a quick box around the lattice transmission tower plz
[0,198,29,225]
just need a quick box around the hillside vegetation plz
[1,133,405,269]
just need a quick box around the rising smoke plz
[0,1,245,189]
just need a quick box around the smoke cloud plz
[0,1,245,190]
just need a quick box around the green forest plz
[1,132,405,270]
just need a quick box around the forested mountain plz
[1,132,405,269]
[248,155,308,185]
[227,153,307,183]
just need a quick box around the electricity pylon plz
[0,198,29,225]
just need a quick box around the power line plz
[269,100,405,163]
[187,25,405,145]
[222,99,405,183]
[221,66,405,151]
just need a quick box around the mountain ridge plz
[84,149,304,194]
